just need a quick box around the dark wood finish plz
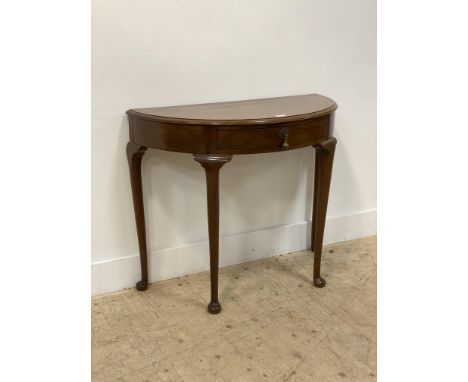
[311,137,337,287]
[215,117,329,154]
[311,152,319,252]
[129,117,206,153]
[125,94,338,314]
[128,94,336,126]
[193,154,232,314]
[126,142,149,291]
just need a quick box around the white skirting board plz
[92,209,376,296]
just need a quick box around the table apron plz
[129,113,332,155]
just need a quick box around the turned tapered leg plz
[126,141,149,291]
[193,154,232,314]
[311,137,337,288]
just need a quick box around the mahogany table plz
[126,94,337,314]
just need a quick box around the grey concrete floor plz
[92,236,376,381]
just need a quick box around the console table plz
[126,94,337,314]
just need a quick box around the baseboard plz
[91,209,376,295]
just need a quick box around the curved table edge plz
[126,103,338,126]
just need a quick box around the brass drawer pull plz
[279,127,289,148]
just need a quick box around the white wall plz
[92,0,376,295]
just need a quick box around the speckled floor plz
[92,236,376,382]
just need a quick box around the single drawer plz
[215,116,330,154]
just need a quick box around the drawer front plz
[216,116,330,154]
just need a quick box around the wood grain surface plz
[127,94,337,126]
[126,93,338,313]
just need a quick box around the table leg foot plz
[314,276,326,288]
[207,301,222,314]
[136,280,148,291]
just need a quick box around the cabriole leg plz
[126,141,149,291]
[311,137,337,288]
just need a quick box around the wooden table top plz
[127,94,337,126]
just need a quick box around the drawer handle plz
[279,127,289,149]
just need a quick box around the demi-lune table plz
[126,94,337,314]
